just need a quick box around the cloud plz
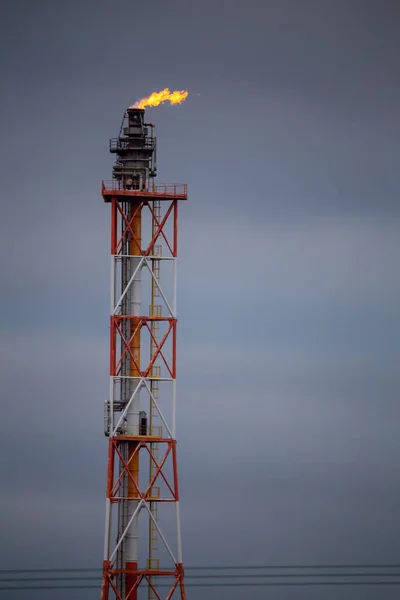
[1,2,400,598]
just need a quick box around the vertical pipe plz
[125,200,141,600]
[106,244,116,587]
[172,258,177,439]
[111,198,117,254]
[110,255,115,314]
[172,242,183,568]
[103,438,115,560]
[172,381,176,441]
[173,258,177,317]
[105,248,117,565]
[175,502,183,565]
[110,255,115,435]
[103,498,111,560]
[109,379,114,440]
[173,201,178,257]
[148,194,161,599]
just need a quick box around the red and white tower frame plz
[100,107,187,600]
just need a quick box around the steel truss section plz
[110,197,179,258]
[107,437,179,503]
[110,317,176,379]
[101,186,187,600]
[101,563,185,600]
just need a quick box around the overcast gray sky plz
[0,1,399,599]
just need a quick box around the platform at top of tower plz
[101,180,187,202]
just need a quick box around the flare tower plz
[100,107,187,600]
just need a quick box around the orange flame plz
[131,88,189,109]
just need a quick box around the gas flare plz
[131,88,189,109]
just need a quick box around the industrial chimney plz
[100,107,187,600]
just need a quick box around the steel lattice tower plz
[100,107,187,600]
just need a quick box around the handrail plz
[109,137,155,151]
[102,180,187,197]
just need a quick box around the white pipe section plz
[103,498,111,560]
[175,502,183,564]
